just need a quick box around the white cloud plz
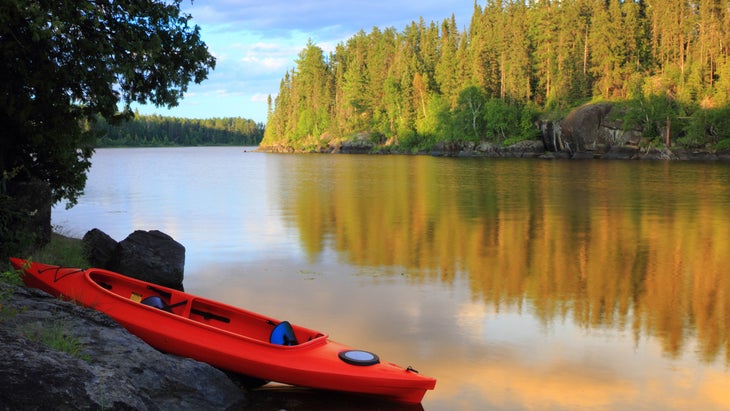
[241,56,289,71]
[187,1,474,33]
[137,1,477,122]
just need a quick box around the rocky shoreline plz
[259,138,730,161]
[1,230,253,410]
[0,283,248,410]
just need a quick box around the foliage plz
[0,265,23,287]
[452,86,487,142]
[0,260,24,321]
[619,93,679,139]
[483,99,521,143]
[0,0,215,208]
[683,106,730,146]
[31,232,90,269]
[93,114,264,147]
[716,139,730,151]
[619,91,730,148]
[263,0,730,151]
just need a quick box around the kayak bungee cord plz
[38,265,86,283]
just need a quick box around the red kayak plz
[10,258,436,404]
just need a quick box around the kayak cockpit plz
[88,270,326,346]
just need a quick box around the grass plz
[31,229,90,268]
[0,256,26,321]
[1,230,90,360]
[1,230,89,275]
[0,266,25,320]
[23,321,90,362]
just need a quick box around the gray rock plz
[0,284,247,411]
[82,228,119,267]
[542,103,642,156]
[602,145,641,160]
[429,140,545,157]
[336,135,376,154]
[498,140,545,157]
[106,230,185,291]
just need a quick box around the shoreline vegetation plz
[91,114,265,148]
[258,2,730,157]
[256,137,730,162]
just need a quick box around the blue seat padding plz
[270,321,298,346]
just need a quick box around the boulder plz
[545,103,643,156]
[82,228,119,267]
[0,284,247,410]
[106,230,186,291]
[560,102,613,152]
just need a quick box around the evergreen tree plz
[435,15,462,107]
[292,40,332,140]
[260,0,730,151]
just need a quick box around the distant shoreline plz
[257,141,730,162]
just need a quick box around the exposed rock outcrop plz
[541,103,643,156]
[0,283,247,410]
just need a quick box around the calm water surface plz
[53,147,730,410]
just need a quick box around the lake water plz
[53,147,730,410]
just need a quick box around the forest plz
[262,0,730,151]
[92,114,265,147]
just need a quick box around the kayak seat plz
[141,296,170,312]
[141,296,188,313]
[270,321,298,346]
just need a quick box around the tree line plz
[263,0,730,150]
[92,114,265,147]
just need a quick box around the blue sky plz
[132,1,477,123]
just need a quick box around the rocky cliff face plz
[540,103,642,155]
[0,283,247,411]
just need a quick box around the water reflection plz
[246,385,425,411]
[278,156,730,365]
